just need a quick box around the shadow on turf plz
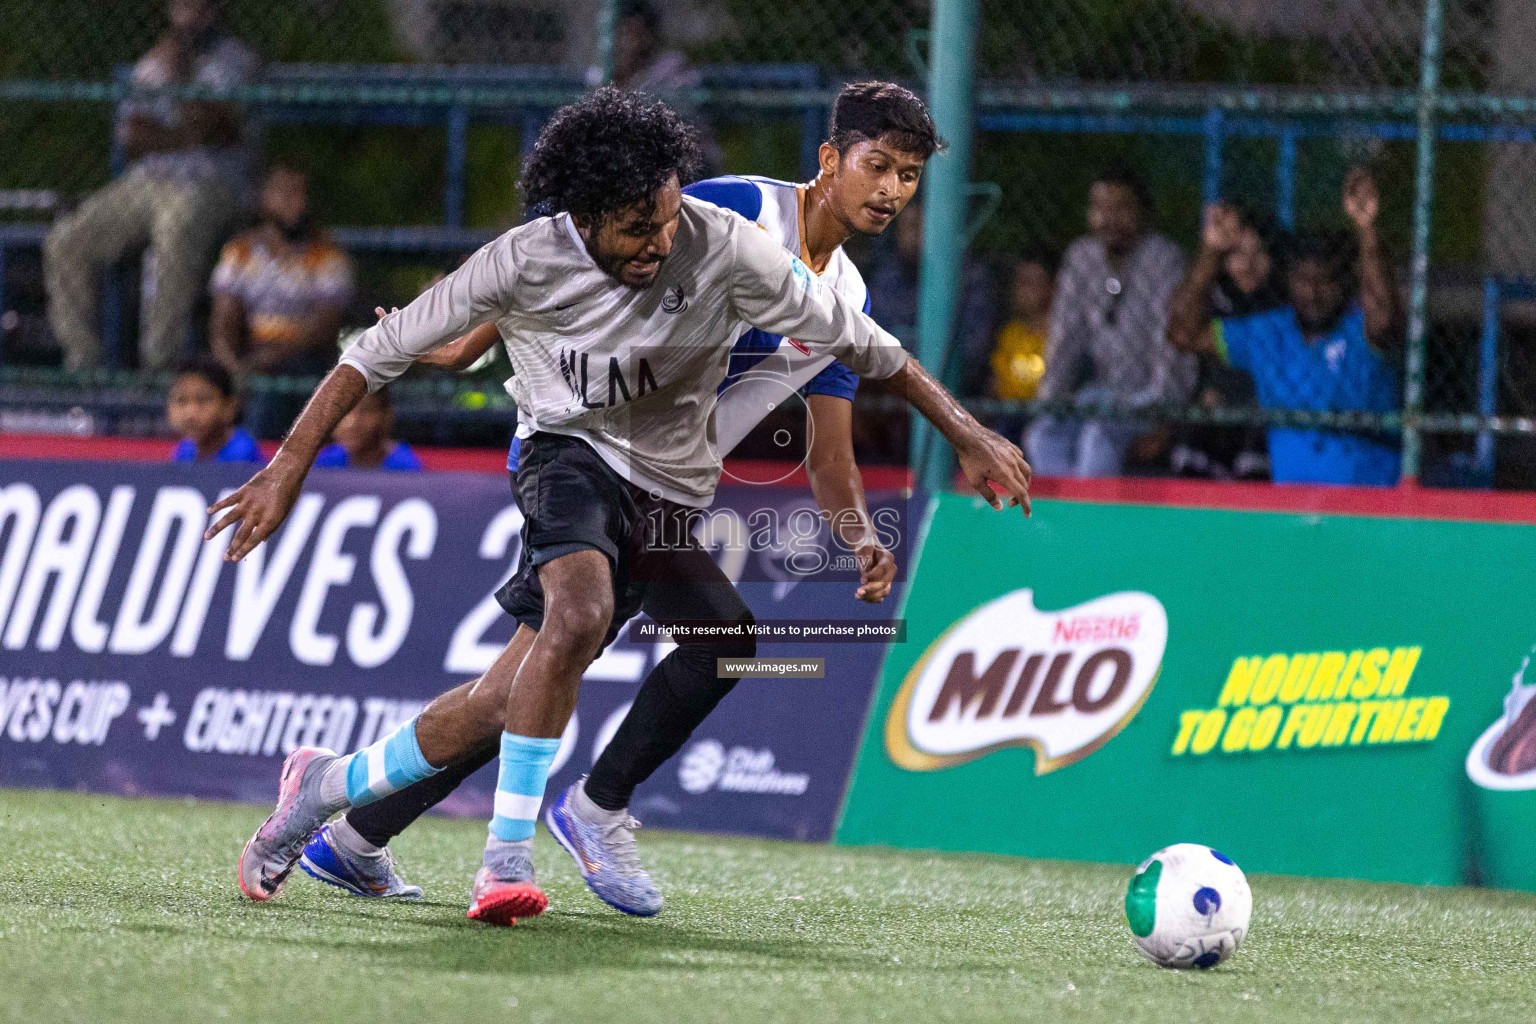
[194,895,939,978]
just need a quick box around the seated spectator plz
[1026,166,1194,478]
[315,388,422,472]
[1167,168,1405,486]
[865,200,996,397]
[210,165,353,377]
[45,0,258,371]
[167,354,260,463]
[1167,204,1286,480]
[990,249,1057,401]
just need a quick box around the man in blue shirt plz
[1169,168,1405,486]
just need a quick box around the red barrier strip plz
[1026,475,1536,525]
[3,433,1531,524]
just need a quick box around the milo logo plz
[885,589,1166,773]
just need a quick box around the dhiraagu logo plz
[885,589,1167,773]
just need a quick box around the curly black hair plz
[520,87,701,226]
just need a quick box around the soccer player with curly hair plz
[216,87,1030,927]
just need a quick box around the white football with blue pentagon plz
[1124,843,1251,969]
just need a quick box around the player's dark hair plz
[828,81,943,159]
[520,87,701,226]
[1091,164,1154,212]
[171,354,236,398]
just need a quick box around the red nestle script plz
[1052,614,1140,645]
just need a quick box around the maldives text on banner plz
[0,459,916,842]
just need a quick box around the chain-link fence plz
[1,0,1534,485]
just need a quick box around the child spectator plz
[314,387,422,471]
[168,354,261,463]
[1168,168,1405,486]
[990,249,1057,401]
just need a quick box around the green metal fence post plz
[592,0,620,86]
[912,0,979,495]
[1402,0,1444,483]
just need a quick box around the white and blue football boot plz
[545,778,663,917]
[300,823,424,899]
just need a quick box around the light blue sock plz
[489,732,561,841]
[339,716,441,808]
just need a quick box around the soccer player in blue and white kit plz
[295,82,935,908]
[216,88,1030,927]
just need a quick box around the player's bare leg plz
[468,549,613,926]
[298,627,538,898]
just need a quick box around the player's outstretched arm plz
[885,355,1032,515]
[805,392,895,603]
[725,222,1029,514]
[204,364,368,561]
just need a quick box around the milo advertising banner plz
[836,493,1536,890]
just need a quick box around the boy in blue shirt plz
[168,355,262,464]
[1169,168,1405,486]
[314,386,422,471]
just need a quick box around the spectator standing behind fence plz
[865,200,996,398]
[1167,168,1405,486]
[1026,167,1194,478]
[1167,205,1286,480]
[209,166,353,376]
[314,388,422,472]
[44,0,259,371]
[167,355,261,464]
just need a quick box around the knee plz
[543,592,614,654]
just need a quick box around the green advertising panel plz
[836,495,1536,889]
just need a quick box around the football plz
[1125,843,1252,969]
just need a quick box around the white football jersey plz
[340,196,906,506]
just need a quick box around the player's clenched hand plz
[854,544,896,603]
[954,426,1032,516]
[204,454,308,561]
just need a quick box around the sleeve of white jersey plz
[726,218,908,381]
[339,233,518,392]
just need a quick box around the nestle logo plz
[1053,614,1140,644]
[886,590,1167,774]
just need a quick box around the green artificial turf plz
[2,788,1534,1023]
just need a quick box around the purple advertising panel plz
[0,459,916,841]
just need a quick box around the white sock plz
[318,759,351,813]
[573,777,625,823]
[328,815,384,859]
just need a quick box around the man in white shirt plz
[218,88,1030,927]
